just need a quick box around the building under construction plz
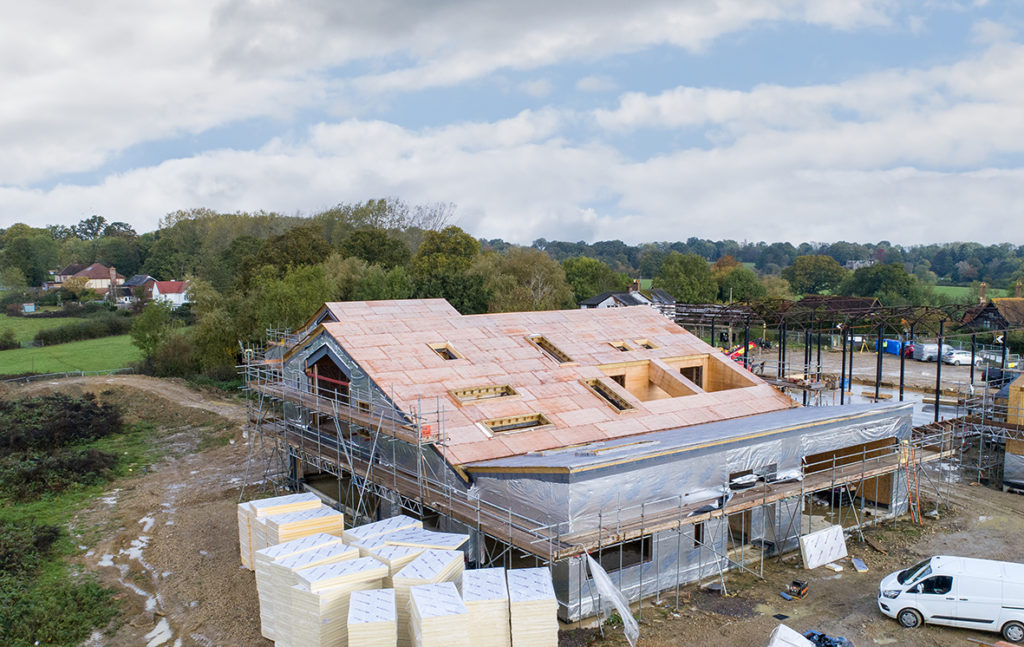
[242,299,955,621]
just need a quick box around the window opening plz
[583,378,635,412]
[527,335,574,364]
[450,384,518,404]
[693,522,705,549]
[609,341,632,352]
[679,365,703,388]
[634,339,656,349]
[596,537,651,571]
[483,413,552,434]
[429,342,462,360]
[610,374,626,387]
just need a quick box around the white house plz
[152,280,190,308]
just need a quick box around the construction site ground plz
[6,375,1024,647]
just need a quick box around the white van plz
[878,555,1024,643]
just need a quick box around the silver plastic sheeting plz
[587,556,639,647]
[470,403,912,533]
[553,519,730,621]
[1005,451,1024,488]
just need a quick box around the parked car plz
[878,555,1024,643]
[941,349,981,366]
[912,343,954,362]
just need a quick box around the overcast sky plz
[3,1,1024,245]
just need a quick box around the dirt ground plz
[6,375,1023,647]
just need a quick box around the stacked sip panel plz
[253,533,346,640]
[342,515,423,545]
[409,582,469,647]
[461,568,511,647]
[264,507,345,546]
[265,543,360,647]
[391,550,465,647]
[238,492,321,568]
[507,568,558,647]
[367,545,425,587]
[288,558,388,647]
[347,588,398,647]
[381,528,469,551]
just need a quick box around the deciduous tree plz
[654,252,717,303]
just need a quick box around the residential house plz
[579,280,675,317]
[119,274,157,303]
[152,280,191,308]
[961,298,1024,332]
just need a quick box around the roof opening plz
[583,378,635,412]
[483,413,552,434]
[429,342,462,360]
[527,335,573,364]
[634,339,656,350]
[450,384,518,404]
[609,341,632,352]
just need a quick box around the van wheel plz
[897,608,922,629]
[1003,620,1024,643]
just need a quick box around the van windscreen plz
[898,558,932,584]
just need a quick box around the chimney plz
[1017,281,1022,299]
[978,282,987,304]
[629,279,641,293]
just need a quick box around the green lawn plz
[0,334,140,375]
[931,285,1009,299]
[0,312,73,345]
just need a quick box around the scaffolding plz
[239,336,971,622]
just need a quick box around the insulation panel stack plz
[367,545,425,586]
[264,543,360,647]
[391,550,466,647]
[238,492,321,569]
[347,589,398,647]
[264,506,345,546]
[254,533,347,640]
[507,568,558,647]
[461,568,511,647]
[289,557,388,647]
[409,582,469,647]
[343,515,423,545]
[383,528,469,551]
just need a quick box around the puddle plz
[144,618,173,647]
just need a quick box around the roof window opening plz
[634,339,656,350]
[450,384,518,404]
[583,379,635,412]
[609,341,632,352]
[429,342,462,361]
[527,335,574,364]
[483,413,552,434]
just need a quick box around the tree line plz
[3,199,1022,380]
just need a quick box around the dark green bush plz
[0,449,118,501]
[0,519,60,578]
[0,394,122,456]
[33,313,132,346]
[0,328,17,350]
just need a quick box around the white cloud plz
[576,75,617,92]
[0,0,900,186]
[518,79,554,98]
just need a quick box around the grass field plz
[0,312,73,345]
[0,334,140,375]
[931,285,1009,299]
